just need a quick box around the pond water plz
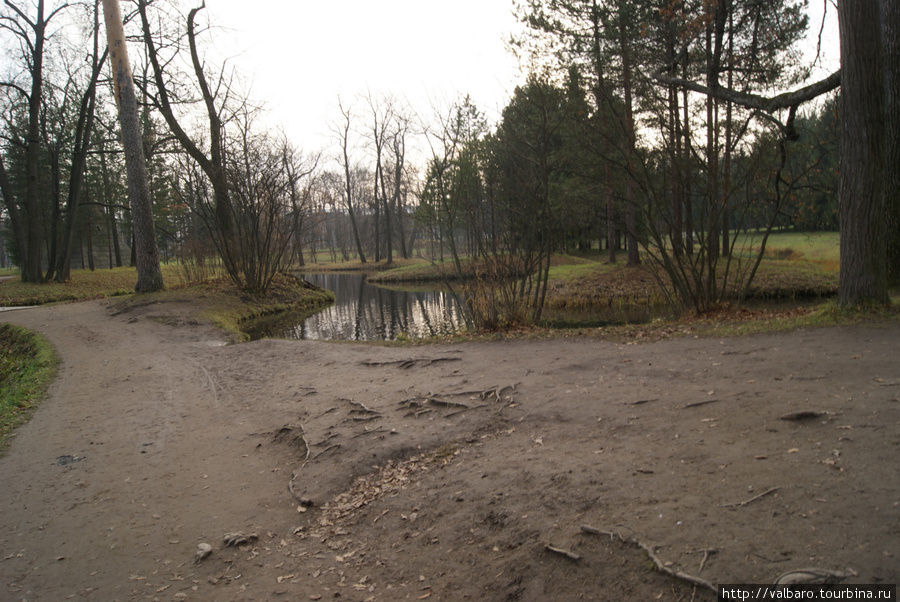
[245,273,467,341]
[244,272,827,341]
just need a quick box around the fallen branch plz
[722,486,780,508]
[580,525,717,593]
[545,544,581,562]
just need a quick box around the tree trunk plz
[837,0,890,305]
[619,12,640,266]
[882,0,900,285]
[102,0,163,292]
[21,1,48,283]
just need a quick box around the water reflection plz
[248,273,467,341]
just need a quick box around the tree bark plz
[837,0,889,305]
[882,0,900,285]
[619,11,639,266]
[102,0,163,292]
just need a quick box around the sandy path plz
[0,300,301,600]
[1,299,898,601]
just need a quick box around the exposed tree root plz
[362,357,462,369]
[580,525,718,594]
[398,384,518,416]
[721,486,780,508]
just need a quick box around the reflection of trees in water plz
[282,273,465,341]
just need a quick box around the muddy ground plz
[0,298,898,601]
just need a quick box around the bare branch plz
[650,63,841,114]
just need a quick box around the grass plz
[0,265,201,306]
[0,324,58,454]
[735,231,840,271]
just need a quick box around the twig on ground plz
[580,525,718,593]
[545,544,581,562]
[722,486,780,508]
[682,399,720,409]
[630,398,659,406]
[698,548,717,574]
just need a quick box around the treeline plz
[0,0,891,311]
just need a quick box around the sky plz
[208,0,525,156]
[204,0,838,159]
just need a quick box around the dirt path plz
[1,299,898,601]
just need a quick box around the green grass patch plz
[0,324,58,454]
[735,231,840,272]
[0,265,195,306]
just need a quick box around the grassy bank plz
[0,267,335,340]
[0,324,58,453]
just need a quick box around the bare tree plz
[332,98,367,262]
[137,0,237,265]
[0,0,70,282]
[49,0,108,282]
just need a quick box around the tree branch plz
[650,64,841,113]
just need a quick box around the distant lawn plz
[0,266,173,306]
[736,231,840,271]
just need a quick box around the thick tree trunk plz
[837,0,890,304]
[881,0,900,285]
[0,157,28,273]
[22,1,48,283]
[102,0,163,292]
[619,15,640,266]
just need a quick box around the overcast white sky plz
[204,0,838,157]
[208,0,525,154]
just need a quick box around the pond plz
[245,273,467,341]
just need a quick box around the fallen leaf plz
[276,574,295,584]
[787,448,799,454]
